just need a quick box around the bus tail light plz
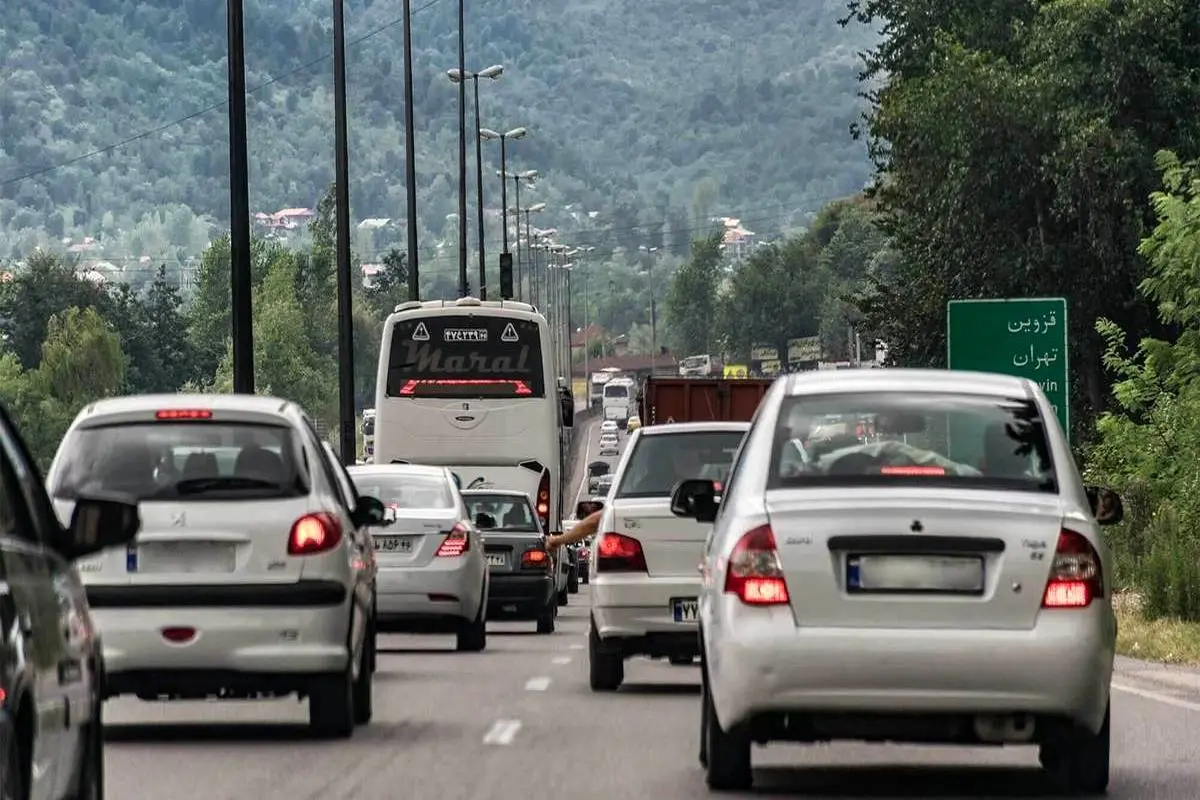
[536,470,551,533]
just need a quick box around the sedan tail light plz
[435,523,471,557]
[724,524,789,606]
[595,533,646,573]
[1042,529,1103,608]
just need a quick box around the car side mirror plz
[576,499,603,518]
[475,512,496,529]
[1085,485,1124,526]
[62,491,141,561]
[352,495,389,527]
[670,479,719,523]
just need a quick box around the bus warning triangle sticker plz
[500,322,519,342]
[412,322,430,341]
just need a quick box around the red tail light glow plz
[724,524,790,606]
[521,547,551,569]
[1042,529,1103,608]
[435,523,471,557]
[880,465,945,476]
[289,512,343,555]
[596,532,647,573]
[536,470,551,533]
[397,379,532,395]
[156,409,212,420]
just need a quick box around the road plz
[104,415,1200,798]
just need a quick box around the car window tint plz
[616,431,746,498]
[353,474,455,509]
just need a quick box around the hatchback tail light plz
[596,532,647,573]
[289,512,343,555]
[435,523,471,557]
[1042,529,1104,608]
[724,524,790,606]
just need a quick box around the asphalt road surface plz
[103,415,1200,798]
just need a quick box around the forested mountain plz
[0,0,875,263]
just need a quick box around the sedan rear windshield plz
[768,392,1056,493]
[462,493,538,532]
[51,422,307,501]
[616,431,746,498]
[352,473,454,509]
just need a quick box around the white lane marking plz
[1113,680,1200,713]
[525,676,552,691]
[552,656,572,665]
[568,643,584,650]
[483,718,522,745]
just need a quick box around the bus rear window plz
[387,315,546,398]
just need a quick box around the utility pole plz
[226,0,254,392]
[332,0,356,464]
[401,0,420,300]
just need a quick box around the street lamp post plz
[500,169,536,299]
[479,127,528,274]
[640,245,660,372]
[447,65,503,300]
[332,0,355,464]
[455,0,467,297]
[517,202,546,302]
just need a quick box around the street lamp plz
[514,201,546,301]
[453,0,469,297]
[447,65,503,300]
[479,127,528,273]
[499,168,536,298]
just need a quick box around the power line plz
[0,0,449,188]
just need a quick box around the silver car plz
[348,464,489,652]
[673,369,1121,793]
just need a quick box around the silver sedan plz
[673,369,1120,794]
[348,464,489,652]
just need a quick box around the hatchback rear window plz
[768,392,1056,492]
[616,430,746,498]
[51,422,307,501]
[352,473,454,509]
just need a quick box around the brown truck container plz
[638,377,775,426]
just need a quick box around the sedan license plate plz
[373,536,413,553]
[487,554,507,568]
[847,554,984,594]
[672,597,699,623]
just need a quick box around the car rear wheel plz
[1040,704,1110,796]
[0,717,24,800]
[567,568,580,594]
[309,664,355,739]
[67,695,104,800]
[536,592,557,634]
[352,620,375,726]
[702,668,752,791]
[557,585,570,606]
[580,568,589,585]
[588,621,624,692]
[456,597,487,652]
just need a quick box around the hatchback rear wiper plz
[172,476,287,495]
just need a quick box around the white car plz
[588,422,749,690]
[672,369,1120,793]
[45,394,384,738]
[598,433,621,457]
[348,464,490,651]
[600,419,620,435]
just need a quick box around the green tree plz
[0,251,107,369]
[665,234,722,355]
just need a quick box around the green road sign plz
[947,297,1070,441]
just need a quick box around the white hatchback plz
[588,422,749,691]
[45,394,384,738]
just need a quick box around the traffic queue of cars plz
[0,366,1125,797]
[582,370,1123,795]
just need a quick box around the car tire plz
[309,664,355,739]
[588,621,624,692]
[352,620,375,726]
[456,597,487,652]
[1040,703,1110,796]
[703,666,752,791]
[568,568,580,594]
[580,569,589,585]
[699,660,710,768]
[536,592,557,634]
[0,715,24,800]
[557,585,570,606]
[66,694,104,800]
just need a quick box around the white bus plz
[601,377,637,426]
[374,297,575,535]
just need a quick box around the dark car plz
[574,536,592,585]
[461,489,558,633]
[0,401,141,798]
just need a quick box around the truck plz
[637,376,775,426]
